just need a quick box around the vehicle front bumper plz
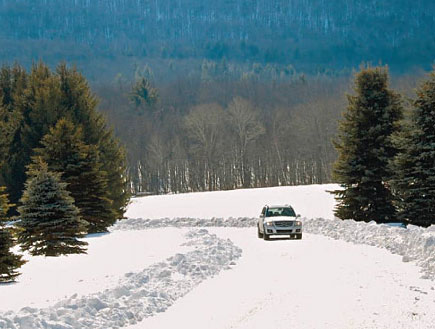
[264,225,302,235]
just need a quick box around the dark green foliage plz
[95,125,130,222]
[17,162,88,256]
[0,66,24,169]
[391,71,435,227]
[332,67,403,223]
[55,64,130,222]
[0,62,129,223]
[74,145,115,233]
[0,65,28,203]
[0,102,21,178]
[129,77,159,111]
[0,186,25,282]
[30,119,116,233]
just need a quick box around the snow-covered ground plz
[1,184,435,329]
[129,228,435,329]
[1,229,190,312]
[0,228,241,328]
[125,184,337,220]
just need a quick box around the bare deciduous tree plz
[227,97,265,187]
[185,103,225,190]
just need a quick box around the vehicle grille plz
[274,221,294,227]
[276,229,293,234]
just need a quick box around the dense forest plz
[100,75,343,194]
[0,0,433,195]
[0,0,434,80]
[96,64,422,194]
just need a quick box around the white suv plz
[257,205,302,240]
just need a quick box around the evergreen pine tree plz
[75,144,116,232]
[332,67,403,223]
[0,62,129,220]
[0,186,25,282]
[128,77,159,110]
[91,115,130,222]
[55,64,129,223]
[391,71,435,227]
[0,100,21,168]
[0,64,28,204]
[17,161,88,256]
[29,119,115,233]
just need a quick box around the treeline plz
[97,63,424,196]
[0,63,129,281]
[1,0,434,78]
[97,66,348,195]
[333,67,435,228]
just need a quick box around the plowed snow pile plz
[0,229,242,329]
[115,217,435,280]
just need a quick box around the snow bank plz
[304,218,435,281]
[114,217,435,281]
[112,217,257,230]
[0,229,242,329]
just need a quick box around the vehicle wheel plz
[296,234,302,240]
[257,225,263,238]
[263,230,270,241]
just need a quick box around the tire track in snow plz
[0,229,242,329]
[114,216,435,281]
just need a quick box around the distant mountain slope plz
[0,0,433,73]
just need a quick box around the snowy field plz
[125,184,337,220]
[1,184,435,329]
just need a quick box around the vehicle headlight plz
[265,221,274,226]
[295,221,302,226]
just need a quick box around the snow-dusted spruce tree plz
[332,67,403,223]
[17,161,88,256]
[0,186,25,282]
[29,119,115,233]
[391,71,435,227]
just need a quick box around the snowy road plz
[2,185,435,329]
[129,228,435,329]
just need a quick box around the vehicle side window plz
[261,207,266,216]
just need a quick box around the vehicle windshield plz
[266,207,296,217]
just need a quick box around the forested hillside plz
[95,67,425,194]
[0,0,434,78]
[0,0,433,195]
